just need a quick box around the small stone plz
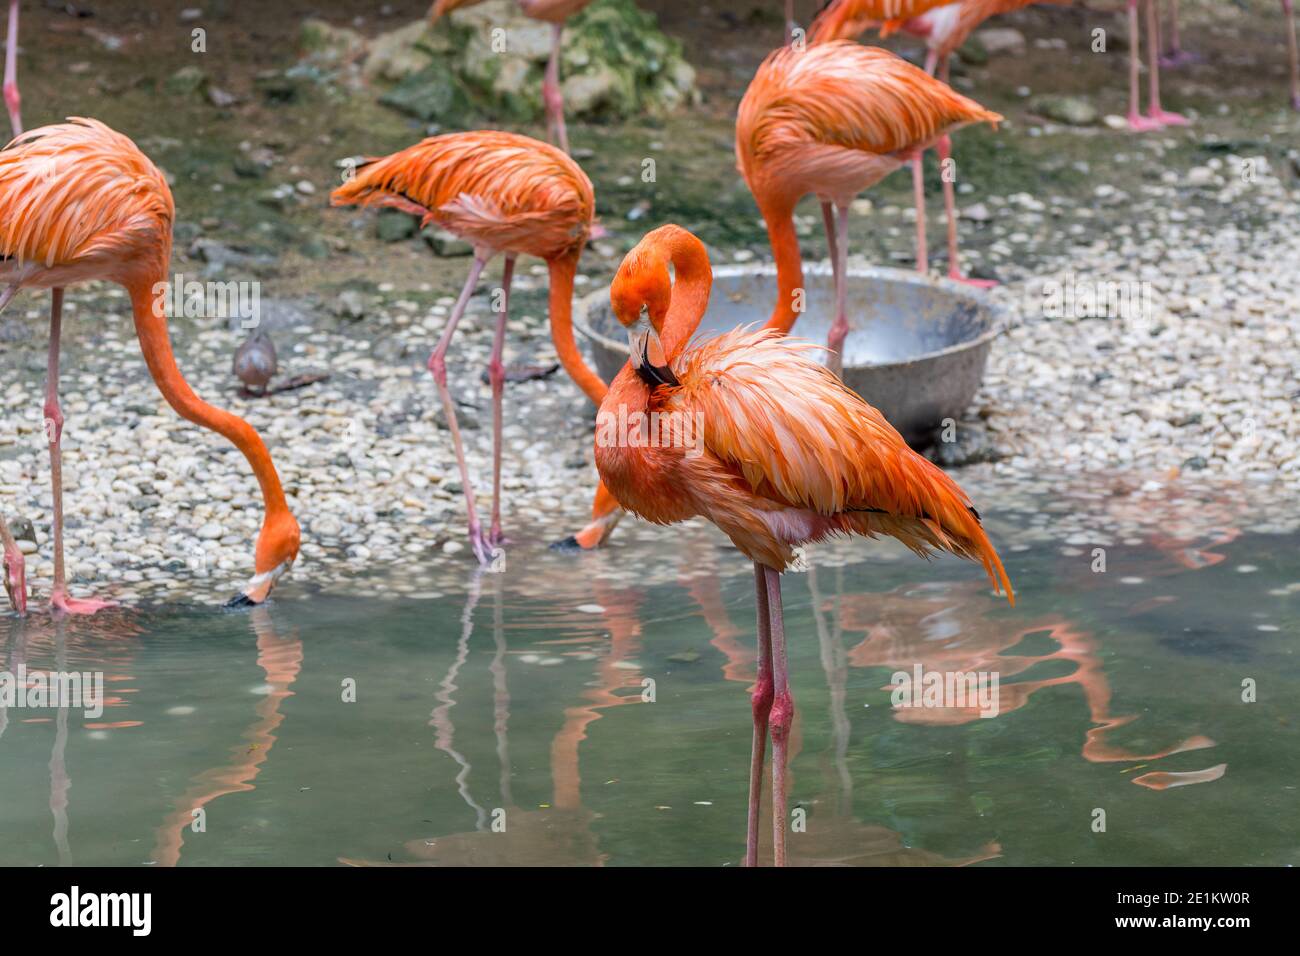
[423,227,473,257]
[196,522,223,540]
[333,289,367,320]
[376,209,417,242]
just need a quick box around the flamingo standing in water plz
[430,0,594,154]
[331,130,616,565]
[0,118,301,611]
[737,42,1002,375]
[593,224,1013,866]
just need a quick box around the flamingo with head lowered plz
[0,118,301,612]
[737,41,1002,377]
[593,224,1013,866]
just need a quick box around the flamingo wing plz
[808,0,960,44]
[668,327,1013,600]
[0,117,172,271]
[330,131,594,258]
[737,42,1001,173]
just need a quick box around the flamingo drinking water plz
[593,224,1013,866]
[0,118,301,612]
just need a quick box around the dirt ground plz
[7,0,1299,301]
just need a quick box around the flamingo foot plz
[1149,109,1190,126]
[1127,112,1165,132]
[51,591,117,615]
[947,270,998,289]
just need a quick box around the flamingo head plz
[611,228,681,388]
[2,546,26,615]
[227,511,301,607]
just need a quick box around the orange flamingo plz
[0,118,301,610]
[593,224,1013,866]
[429,0,595,153]
[809,1,1069,285]
[330,130,614,565]
[736,42,1001,376]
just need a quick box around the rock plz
[364,21,448,83]
[254,71,304,104]
[378,64,473,123]
[8,518,35,543]
[1181,456,1209,471]
[196,522,223,540]
[165,65,208,97]
[130,495,161,511]
[973,27,1026,58]
[1186,166,1216,187]
[376,208,417,242]
[232,154,266,179]
[960,202,992,223]
[1030,95,1098,127]
[333,289,368,320]
[423,227,472,257]
[929,424,1002,468]
[563,63,631,116]
[300,18,367,66]
[207,87,237,108]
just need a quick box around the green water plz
[1,491,1296,867]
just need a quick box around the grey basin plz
[573,263,1004,448]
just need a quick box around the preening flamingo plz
[430,0,595,154]
[0,118,301,611]
[330,130,614,566]
[593,224,1013,866]
[736,41,1001,375]
[809,1,1068,285]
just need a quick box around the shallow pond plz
[0,481,1296,866]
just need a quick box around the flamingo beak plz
[626,311,679,389]
[226,559,293,608]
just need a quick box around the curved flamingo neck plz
[127,276,294,573]
[650,228,713,360]
[759,196,803,335]
[548,252,607,405]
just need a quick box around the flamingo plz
[0,118,301,611]
[809,1,1072,286]
[593,224,1014,866]
[330,130,613,566]
[736,41,1002,375]
[429,0,595,154]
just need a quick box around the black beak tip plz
[549,535,582,553]
[225,592,258,608]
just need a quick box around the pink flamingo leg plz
[3,0,19,137]
[765,566,794,867]
[487,256,515,549]
[1146,0,1188,125]
[1285,0,1300,111]
[45,289,115,614]
[746,561,774,867]
[824,201,849,379]
[1128,1,1163,131]
[0,511,25,614]
[428,254,496,567]
[543,23,569,154]
[1158,0,1195,66]
[938,135,996,289]
[0,283,25,612]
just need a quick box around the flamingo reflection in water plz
[836,579,1223,788]
[150,607,302,866]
